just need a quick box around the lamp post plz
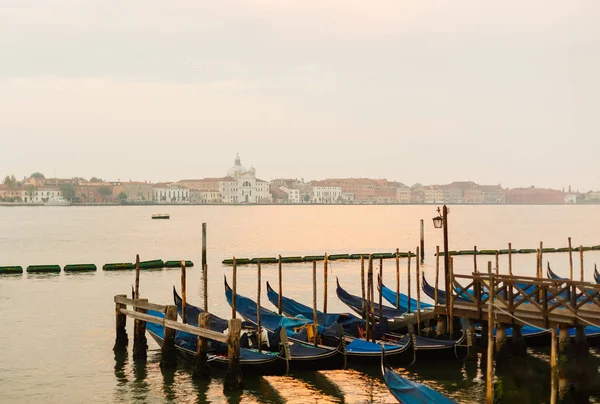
[433,205,450,332]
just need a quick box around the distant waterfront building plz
[30,187,62,203]
[564,194,577,204]
[505,187,564,204]
[341,192,355,202]
[423,186,445,204]
[119,181,154,202]
[220,154,270,203]
[311,182,342,203]
[463,187,484,204]
[584,191,600,201]
[0,185,25,202]
[280,187,300,203]
[153,183,189,203]
[318,178,379,203]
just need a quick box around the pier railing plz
[440,273,600,328]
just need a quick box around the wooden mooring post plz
[278,255,282,315]
[508,242,513,276]
[224,318,243,391]
[435,246,440,306]
[134,254,140,299]
[550,326,557,404]
[202,222,207,272]
[257,259,262,352]
[181,260,187,323]
[323,253,328,313]
[448,257,454,338]
[194,312,211,380]
[568,237,574,280]
[420,219,425,263]
[361,255,366,319]
[231,257,237,319]
[114,294,128,351]
[378,257,383,321]
[473,246,477,272]
[133,298,148,360]
[369,255,375,343]
[407,251,412,314]
[486,271,495,404]
[161,305,178,369]
[395,249,400,309]
[312,260,318,346]
[580,245,584,281]
[365,256,371,339]
[416,247,422,336]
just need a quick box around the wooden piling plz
[202,223,207,312]
[113,294,128,351]
[224,318,243,391]
[448,257,454,338]
[416,247,422,336]
[369,255,375,343]
[312,260,318,347]
[323,253,328,313]
[473,246,478,272]
[181,260,187,323]
[467,320,477,361]
[278,255,282,315]
[558,325,569,400]
[133,298,148,360]
[160,305,178,369]
[495,251,499,275]
[378,257,383,321]
[407,251,412,314]
[580,246,584,282]
[539,241,543,278]
[134,254,140,299]
[194,312,211,379]
[232,257,237,319]
[257,259,262,352]
[435,246,440,306]
[568,237,574,281]
[361,255,366,319]
[395,249,400,309]
[365,256,371,340]
[202,222,207,271]
[420,219,425,263]
[550,326,557,404]
[508,243,513,276]
[486,272,495,404]
[495,323,506,354]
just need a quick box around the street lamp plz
[432,205,450,332]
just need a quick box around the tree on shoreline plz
[59,183,76,201]
[3,174,17,189]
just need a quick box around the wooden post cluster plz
[224,318,243,391]
[133,298,148,360]
[369,255,375,343]
[194,313,211,380]
[160,305,178,369]
[113,294,128,351]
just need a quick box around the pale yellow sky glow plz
[1,1,598,189]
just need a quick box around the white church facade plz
[220,155,271,204]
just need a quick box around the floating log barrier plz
[138,259,164,269]
[372,252,396,259]
[64,264,97,272]
[498,248,519,254]
[27,265,61,273]
[302,255,325,262]
[222,258,250,265]
[479,250,497,255]
[457,250,476,255]
[164,260,194,268]
[0,266,23,274]
[103,263,135,271]
[593,245,600,250]
[328,254,351,260]
[250,257,278,264]
[519,248,537,254]
[280,256,303,263]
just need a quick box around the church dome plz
[227,154,247,178]
[247,166,256,176]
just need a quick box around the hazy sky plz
[1,1,598,190]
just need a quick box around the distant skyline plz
[1,1,599,190]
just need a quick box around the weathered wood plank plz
[119,308,228,343]
[114,296,167,313]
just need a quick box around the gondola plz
[230,278,415,366]
[336,279,468,361]
[595,265,600,284]
[546,263,565,280]
[145,309,289,375]
[381,348,457,404]
[336,278,407,320]
[174,287,347,371]
[379,282,433,311]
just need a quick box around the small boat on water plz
[381,348,456,404]
[594,265,600,284]
[151,213,170,219]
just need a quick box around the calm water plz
[1,205,600,403]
